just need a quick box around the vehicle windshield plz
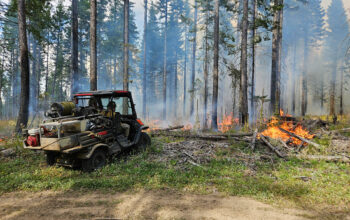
[75,96,102,110]
[100,97,133,115]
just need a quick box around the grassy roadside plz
[0,136,349,216]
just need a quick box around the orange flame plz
[261,113,314,146]
[218,113,239,133]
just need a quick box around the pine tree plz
[325,0,349,115]
[15,0,30,132]
[90,0,97,91]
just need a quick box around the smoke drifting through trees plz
[0,0,349,130]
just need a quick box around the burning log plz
[260,135,286,158]
[279,127,321,149]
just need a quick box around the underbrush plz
[0,137,349,215]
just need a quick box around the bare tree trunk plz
[270,0,283,115]
[16,0,30,133]
[329,65,336,115]
[52,31,60,98]
[239,0,249,125]
[10,47,15,118]
[35,44,41,110]
[320,75,324,110]
[31,38,37,112]
[203,10,209,129]
[292,43,296,114]
[174,51,178,118]
[183,27,188,117]
[211,0,220,130]
[123,0,130,115]
[250,0,257,120]
[142,0,148,119]
[301,35,308,116]
[72,0,79,95]
[13,46,19,117]
[277,0,283,109]
[162,0,168,120]
[190,1,197,118]
[90,0,97,91]
[0,57,4,118]
[45,32,49,98]
[339,69,343,115]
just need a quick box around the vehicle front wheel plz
[45,152,57,166]
[137,132,151,151]
[82,149,107,172]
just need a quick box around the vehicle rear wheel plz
[137,132,151,151]
[82,149,107,172]
[46,152,57,166]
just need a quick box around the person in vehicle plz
[103,101,130,137]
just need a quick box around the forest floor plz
[0,118,350,219]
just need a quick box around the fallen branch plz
[151,125,184,132]
[295,155,350,163]
[279,127,321,149]
[188,159,203,168]
[183,151,196,162]
[279,139,293,151]
[260,135,286,158]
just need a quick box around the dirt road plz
[0,189,324,220]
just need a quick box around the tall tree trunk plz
[0,57,4,118]
[277,0,283,110]
[31,38,37,112]
[339,69,343,115]
[203,10,209,129]
[250,0,257,120]
[320,75,324,110]
[45,31,49,98]
[142,0,148,119]
[190,1,197,118]
[10,47,15,118]
[301,34,308,116]
[174,51,178,118]
[90,0,97,91]
[13,46,19,117]
[239,0,249,125]
[329,62,336,115]
[292,43,296,114]
[162,0,168,120]
[35,44,41,111]
[72,0,79,95]
[211,0,219,130]
[270,0,283,115]
[123,0,130,115]
[52,31,60,98]
[16,0,30,133]
[183,27,188,117]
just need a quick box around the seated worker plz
[103,101,130,138]
[87,97,100,114]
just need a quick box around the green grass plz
[0,137,349,214]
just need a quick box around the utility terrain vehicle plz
[23,90,151,171]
